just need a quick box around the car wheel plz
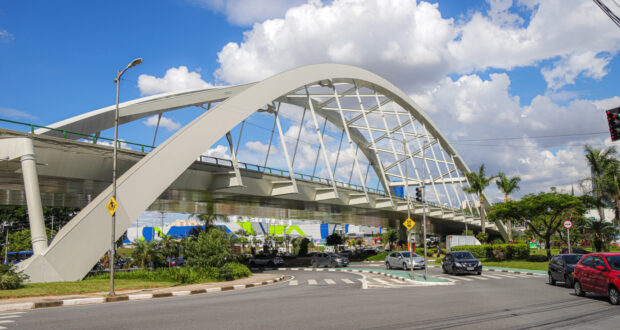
[402,263,408,270]
[386,262,391,270]
[548,273,556,286]
[564,275,573,288]
[477,271,482,275]
[574,281,585,297]
[609,286,620,305]
[311,261,318,268]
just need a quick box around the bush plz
[0,264,29,290]
[451,244,530,260]
[527,255,549,262]
[185,229,232,268]
[218,263,251,281]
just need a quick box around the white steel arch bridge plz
[0,64,506,282]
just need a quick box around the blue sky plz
[1,0,620,224]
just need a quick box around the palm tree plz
[159,235,179,268]
[585,218,619,252]
[383,230,398,250]
[584,145,616,221]
[463,164,497,233]
[496,172,521,241]
[603,159,620,225]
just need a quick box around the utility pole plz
[422,140,428,281]
[403,141,414,280]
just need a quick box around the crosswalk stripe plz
[0,321,14,324]
[342,279,354,284]
[0,316,20,319]
[373,278,390,285]
[493,273,517,278]
[472,275,488,280]
[357,278,365,283]
[289,280,298,286]
[444,275,473,281]
[389,278,404,283]
[324,279,336,285]
[436,276,453,281]
[308,279,317,285]
[481,274,502,279]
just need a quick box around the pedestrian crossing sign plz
[403,218,415,230]
[106,196,118,216]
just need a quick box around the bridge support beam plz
[0,138,48,255]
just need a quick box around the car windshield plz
[453,252,475,259]
[606,256,620,271]
[563,255,581,265]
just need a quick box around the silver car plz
[385,251,425,270]
[311,252,349,268]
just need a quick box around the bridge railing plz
[0,118,156,152]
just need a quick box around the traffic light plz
[606,107,620,141]
[415,187,422,202]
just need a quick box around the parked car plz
[311,253,349,268]
[385,251,425,270]
[442,251,482,275]
[170,256,186,267]
[561,248,591,254]
[248,254,284,268]
[574,252,620,305]
[548,254,583,287]
[338,250,354,258]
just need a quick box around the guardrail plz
[0,118,156,152]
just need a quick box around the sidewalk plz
[0,273,285,312]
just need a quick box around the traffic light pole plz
[404,141,414,281]
[422,140,428,281]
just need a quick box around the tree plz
[159,235,179,268]
[584,145,616,221]
[185,229,231,268]
[292,237,310,256]
[602,158,620,224]
[132,240,160,269]
[463,164,497,233]
[326,233,343,247]
[495,172,521,241]
[585,218,619,252]
[382,230,398,250]
[490,192,584,260]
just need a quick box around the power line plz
[593,0,620,27]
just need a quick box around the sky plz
[1,0,620,224]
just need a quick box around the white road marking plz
[444,275,473,281]
[373,278,390,285]
[289,280,298,286]
[342,279,354,284]
[0,315,20,319]
[481,274,502,279]
[308,279,317,285]
[324,279,336,285]
[471,275,488,280]
[493,273,517,278]
[389,278,404,283]
[0,320,14,324]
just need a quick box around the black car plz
[442,251,482,275]
[560,248,591,254]
[548,253,582,287]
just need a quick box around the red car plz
[573,252,620,305]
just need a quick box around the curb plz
[0,275,287,312]
[268,267,453,286]
[426,264,543,276]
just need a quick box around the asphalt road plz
[4,266,620,330]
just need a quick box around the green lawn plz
[0,278,176,299]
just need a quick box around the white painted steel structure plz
[5,64,505,282]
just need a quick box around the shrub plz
[0,264,29,290]
[185,229,231,268]
[218,262,251,281]
[451,244,530,260]
[527,255,548,262]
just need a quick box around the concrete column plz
[19,140,48,255]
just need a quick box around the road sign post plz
[403,218,416,279]
[563,220,573,254]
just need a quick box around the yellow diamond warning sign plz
[403,218,415,230]
[106,196,118,216]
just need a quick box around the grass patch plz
[479,259,548,271]
[364,251,389,261]
[0,278,175,299]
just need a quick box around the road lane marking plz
[0,320,14,324]
[324,279,336,285]
[342,279,354,284]
[373,278,390,285]
[0,316,20,319]
[444,275,473,281]
[308,279,317,285]
[493,273,517,278]
[289,280,298,286]
[481,274,502,279]
[389,278,404,283]
[471,276,488,280]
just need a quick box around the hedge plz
[451,244,530,260]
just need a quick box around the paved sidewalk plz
[0,273,285,312]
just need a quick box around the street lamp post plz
[421,140,428,280]
[403,141,414,280]
[110,58,142,297]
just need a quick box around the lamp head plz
[127,58,143,69]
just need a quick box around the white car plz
[385,251,425,270]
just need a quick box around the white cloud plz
[142,115,182,131]
[214,0,620,91]
[201,145,230,159]
[137,66,215,96]
[0,107,36,120]
[245,140,278,155]
[541,51,611,90]
[0,29,13,43]
[190,0,307,26]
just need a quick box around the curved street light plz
[110,58,142,297]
